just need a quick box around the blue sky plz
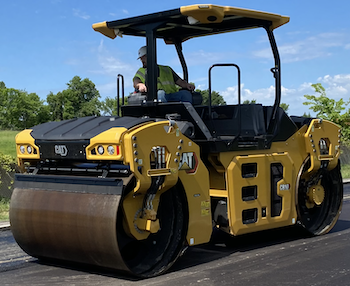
[1,0,350,116]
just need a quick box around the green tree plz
[0,86,49,129]
[280,103,289,113]
[304,83,350,141]
[47,76,101,120]
[243,99,257,104]
[302,112,311,118]
[303,83,347,121]
[46,91,65,121]
[196,89,226,105]
[101,96,128,116]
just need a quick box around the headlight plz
[97,145,104,155]
[107,145,115,155]
[20,146,25,154]
[27,146,32,154]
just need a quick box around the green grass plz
[0,198,10,221]
[0,130,19,158]
[0,130,19,221]
[341,164,350,180]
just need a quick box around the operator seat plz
[191,91,203,106]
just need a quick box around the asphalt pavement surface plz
[0,184,349,285]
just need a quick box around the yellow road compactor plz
[10,4,343,277]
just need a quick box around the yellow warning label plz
[201,200,210,216]
[201,200,210,208]
[201,209,210,216]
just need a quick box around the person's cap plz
[137,46,147,59]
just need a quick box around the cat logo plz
[179,152,198,173]
[55,145,68,157]
[279,183,290,191]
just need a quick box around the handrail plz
[175,41,188,82]
[208,63,241,138]
[265,27,281,134]
[117,74,124,116]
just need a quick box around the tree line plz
[0,77,99,129]
[0,76,228,129]
[304,83,350,143]
[1,77,348,142]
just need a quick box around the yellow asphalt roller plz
[10,4,343,278]
[11,116,210,277]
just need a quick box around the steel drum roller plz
[10,176,130,273]
[10,174,186,277]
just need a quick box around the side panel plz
[210,120,341,236]
[210,125,307,235]
[178,143,212,246]
[226,153,297,235]
[122,121,212,245]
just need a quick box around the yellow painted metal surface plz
[210,189,228,198]
[208,129,306,235]
[120,121,211,245]
[177,137,212,246]
[122,121,179,194]
[86,127,127,161]
[208,119,341,236]
[16,129,40,171]
[93,4,289,40]
[92,21,117,39]
[225,152,297,235]
[180,4,289,29]
[16,129,40,159]
[304,119,341,172]
[306,184,325,208]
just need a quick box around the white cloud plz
[92,40,138,96]
[184,50,235,66]
[221,84,276,105]
[96,54,134,76]
[318,74,350,85]
[317,74,350,100]
[254,32,347,63]
[95,40,135,76]
[219,74,350,116]
[96,82,121,96]
[73,9,90,20]
[196,84,206,90]
[122,9,129,15]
